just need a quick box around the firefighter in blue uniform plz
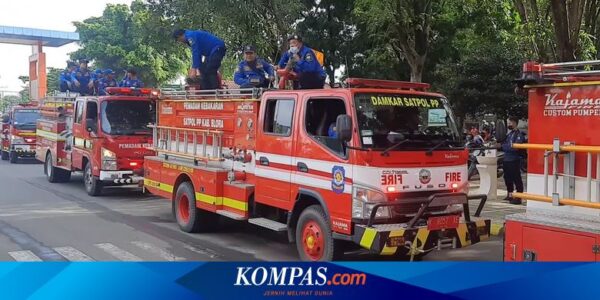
[173,29,226,90]
[234,45,274,88]
[278,35,326,89]
[93,69,104,95]
[71,59,94,95]
[98,69,118,95]
[119,68,144,88]
[59,61,77,92]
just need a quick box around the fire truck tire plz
[1,151,8,161]
[9,151,17,164]
[295,205,337,261]
[45,153,69,183]
[84,162,103,196]
[174,182,218,233]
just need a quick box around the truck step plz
[216,210,247,221]
[248,218,287,232]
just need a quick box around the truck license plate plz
[427,215,460,230]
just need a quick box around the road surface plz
[0,160,502,262]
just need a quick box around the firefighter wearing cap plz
[234,45,274,88]
[59,61,77,92]
[173,29,226,90]
[71,59,94,95]
[97,69,118,96]
[278,35,326,89]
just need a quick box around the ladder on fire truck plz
[516,60,600,209]
[39,92,78,149]
[150,88,263,164]
[521,60,600,84]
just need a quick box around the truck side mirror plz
[336,114,352,142]
[495,120,507,142]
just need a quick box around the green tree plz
[355,0,445,82]
[46,67,63,93]
[434,1,527,121]
[72,1,186,86]
[297,0,357,83]
[147,0,305,79]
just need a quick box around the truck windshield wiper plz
[381,139,411,156]
[425,139,459,156]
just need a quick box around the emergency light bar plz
[105,87,159,97]
[345,78,430,91]
[517,60,600,87]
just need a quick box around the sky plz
[0,0,133,93]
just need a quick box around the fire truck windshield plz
[101,100,155,136]
[13,110,40,130]
[354,93,461,150]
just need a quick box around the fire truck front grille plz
[390,190,453,215]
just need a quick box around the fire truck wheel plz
[295,205,337,261]
[9,151,17,164]
[45,153,71,183]
[84,162,103,196]
[175,182,218,233]
[1,151,8,161]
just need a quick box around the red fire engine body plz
[144,79,491,261]
[36,88,157,196]
[1,103,41,163]
[506,61,600,261]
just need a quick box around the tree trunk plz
[550,0,584,61]
[409,58,424,83]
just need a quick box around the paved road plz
[0,160,502,262]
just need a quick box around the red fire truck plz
[1,103,41,163]
[505,60,600,261]
[36,88,157,196]
[143,79,491,261]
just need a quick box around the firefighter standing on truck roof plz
[234,45,274,88]
[499,116,525,205]
[173,28,226,90]
[71,59,94,96]
[278,34,326,90]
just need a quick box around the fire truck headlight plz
[101,148,117,170]
[352,186,391,219]
[102,148,116,159]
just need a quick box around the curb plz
[491,223,504,236]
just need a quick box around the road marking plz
[131,241,185,261]
[95,243,141,261]
[182,244,221,259]
[8,250,42,262]
[53,247,94,262]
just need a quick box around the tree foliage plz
[72,1,187,86]
[46,67,62,93]
[71,0,600,121]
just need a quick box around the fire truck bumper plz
[11,144,36,157]
[350,192,491,255]
[352,219,491,255]
[99,171,143,185]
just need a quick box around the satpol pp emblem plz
[331,166,345,194]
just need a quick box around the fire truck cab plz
[506,60,600,261]
[144,79,491,261]
[1,103,41,163]
[36,88,157,196]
